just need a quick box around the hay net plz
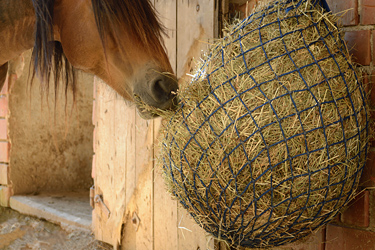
[160,0,369,248]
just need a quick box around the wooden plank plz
[92,78,102,241]
[93,78,116,244]
[155,0,177,72]
[153,117,179,250]
[121,115,153,250]
[177,0,216,80]
[134,117,154,249]
[108,94,132,248]
[178,210,216,249]
[94,78,137,248]
[119,102,137,250]
[177,0,216,249]
[153,0,179,250]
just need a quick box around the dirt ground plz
[0,207,112,250]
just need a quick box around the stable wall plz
[7,50,94,195]
[227,0,375,250]
[91,0,218,249]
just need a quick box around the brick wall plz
[325,0,375,249]
[231,0,375,249]
[0,75,12,207]
[294,0,375,248]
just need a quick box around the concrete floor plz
[9,191,92,230]
[0,205,112,250]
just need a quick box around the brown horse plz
[0,0,178,118]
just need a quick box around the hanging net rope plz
[156,0,369,248]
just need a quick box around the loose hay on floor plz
[146,0,369,248]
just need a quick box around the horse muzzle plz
[133,72,179,119]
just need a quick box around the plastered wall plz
[8,50,94,195]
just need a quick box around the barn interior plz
[0,0,273,243]
[6,50,94,230]
[1,0,372,249]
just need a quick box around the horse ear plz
[0,62,8,92]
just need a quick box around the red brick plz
[368,72,375,108]
[341,190,370,228]
[344,30,371,66]
[92,154,96,179]
[0,96,8,118]
[326,224,375,250]
[280,228,325,250]
[360,149,375,187]
[361,0,375,25]
[0,186,11,207]
[330,213,341,224]
[0,76,8,96]
[361,149,375,187]
[0,164,8,185]
[0,142,9,163]
[0,119,7,141]
[326,0,358,26]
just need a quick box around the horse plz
[0,0,178,119]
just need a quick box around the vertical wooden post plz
[153,0,179,249]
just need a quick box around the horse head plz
[32,0,178,119]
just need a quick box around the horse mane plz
[91,0,168,61]
[31,0,168,100]
[31,0,76,101]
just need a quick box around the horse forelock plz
[91,0,172,71]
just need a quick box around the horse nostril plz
[134,73,179,118]
[152,79,165,100]
[150,77,177,104]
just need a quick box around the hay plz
[154,0,369,248]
